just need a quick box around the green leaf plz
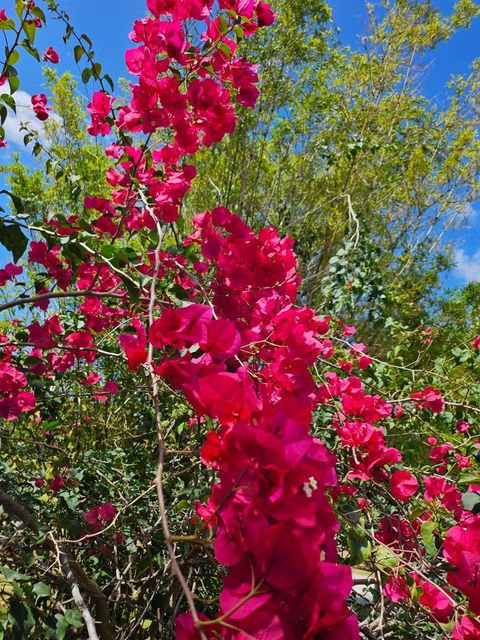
[0,221,28,263]
[22,20,36,45]
[173,499,189,512]
[1,566,31,582]
[59,490,80,511]
[64,609,84,629]
[0,189,24,213]
[74,45,84,63]
[15,0,24,19]
[103,73,115,92]
[218,15,228,34]
[32,6,46,23]
[81,67,91,84]
[374,545,399,569]
[421,519,437,556]
[8,75,20,94]
[459,471,480,485]
[54,614,68,640]
[6,50,20,66]
[92,62,102,78]
[62,24,73,43]
[8,599,34,638]
[0,18,16,30]
[462,491,480,514]
[33,581,51,598]
[100,244,115,259]
[218,42,232,58]
[80,33,93,48]
[347,528,372,565]
[20,40,40,61]
[1,93,17,112]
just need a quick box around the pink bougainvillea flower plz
[0,362,36,420]
[198,318,241,361]
[104,381,119,394]
[49,475,65,492]
[411,386,445,413]
[87,91,114,136]
[119,318,147,371]
[149,304,212,349]
[83,372,102,385]
[389,470,419,502]
[84,502,117,527]
[424,476,462,513]
[471,335,480,350]
[175,612,216,640]
[456,420,470,433]
[453,616,480,640]
[255,1,276,26]
[84,507,99,526]
[455,453,471,468]
[358,355,373,369]
[384,575,411,603]
[31,93,50,120]
[443,515,480,615]
[42,46,60,63]
[0,263,22,287]
[428,442,452,463]
[97,502,117,522]
[410,574,453,622]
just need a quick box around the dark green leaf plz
[0,221,28,262]
[32,6,46,22]
[81,67,91,84]
[73,44,84,63]
[8,75,19,93]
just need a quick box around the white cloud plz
[454,248,480,283]
[462,203,479,226]
[3,89,60,148]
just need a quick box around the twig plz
[53,537,100,640]
[0,289,125,313]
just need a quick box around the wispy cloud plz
[454,248,480,283]
[460,203,479,228]
[3,89,60,148]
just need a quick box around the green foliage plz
[2,70,110,220]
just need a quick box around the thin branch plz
[53,538,100,640]
[0,289,125,313]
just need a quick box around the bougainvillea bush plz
[0,1,479,639]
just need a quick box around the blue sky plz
[1,0,479,286]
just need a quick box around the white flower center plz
[302,476,318,498]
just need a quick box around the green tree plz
[2,69,110,219]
